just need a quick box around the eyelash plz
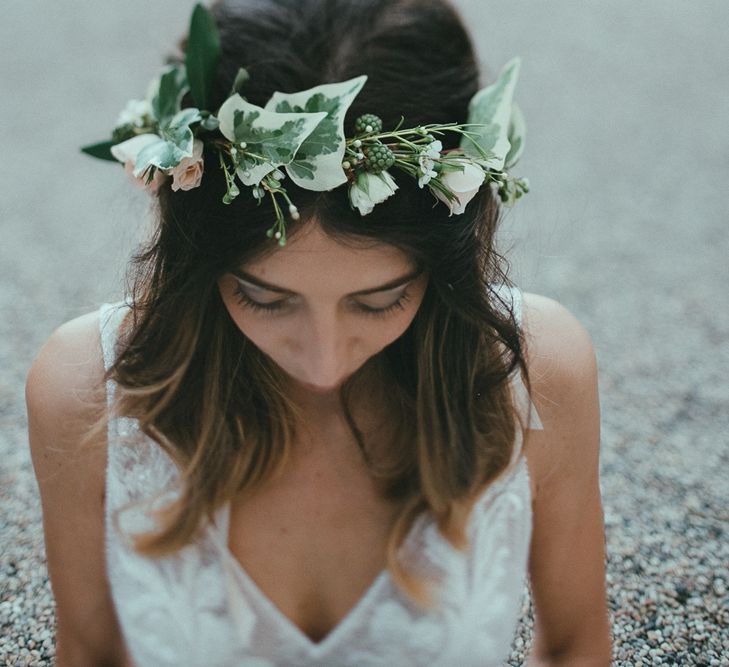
[233,284,412,318]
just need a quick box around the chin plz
[285,368,360,395]
[299,381,341,394]
[295,375,352,394]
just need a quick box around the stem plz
[394,159,419,177]
[268,189,283,220]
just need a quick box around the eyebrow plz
[230,267,423,296]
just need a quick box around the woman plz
[26,0,612,664]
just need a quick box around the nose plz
[295,309,351,388]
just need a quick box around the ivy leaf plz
[185,3,221,110]
[80,140,117,162]
[265,76,367,190]
[132,108,202,176]
[230,67,250,96]
[217,94,327,186]
[134,138,187,174]
[461,57,521,171]
[504,102,526,169]
[161,108,202,144]
[151,64,189,124]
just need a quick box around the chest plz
[108,426,535,664]
[226,433,403,642]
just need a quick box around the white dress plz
[99,286,543,667]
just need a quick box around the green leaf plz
[230,67,250,96]
[217,94,327,185]
[504,102,526,169]
[185,3,221,110]
[265,76,367,190]
[80,141,117,162]
[461,57,521,171]
[356,170,370,196]
[151,64,189,123]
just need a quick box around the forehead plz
[242,223,415,292]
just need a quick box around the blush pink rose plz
[111,134,167,194]
[170,139,205,192]
[123,160,166,193]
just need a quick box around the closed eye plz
[232,282,412,317]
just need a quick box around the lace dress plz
[99,286,543,667]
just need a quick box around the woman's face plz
[218,222,428,395]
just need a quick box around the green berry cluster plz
[363,144,396,173]
[354,114,383,135]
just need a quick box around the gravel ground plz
[1,1,728,665]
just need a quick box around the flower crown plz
[82,3,529,245]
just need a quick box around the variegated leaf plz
[218,94,327,186]
[132,108,202,176]
[504,102,526,169]
[266,76,367,190]
[461,58,521,171]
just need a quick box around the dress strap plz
[491,284,544,433]
[99,301,132,373]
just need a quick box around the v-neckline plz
[208,455,528,654]
[212,501,399,654]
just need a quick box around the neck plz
[285,379,344,419]
[283,357,390,428]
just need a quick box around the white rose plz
[432,160,486,216]
[116,99,152,128]
[170,139,205,192]
[348,171,399,216]
[110,133,159,165]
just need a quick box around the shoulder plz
[517,292,600,494]
[25,308,108,495]
[26,309,106,419]
[24,308,116,503]
[519,291,597,384]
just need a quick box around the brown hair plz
[103,0,531,605]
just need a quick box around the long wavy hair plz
[101,0,532,605]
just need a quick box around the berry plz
[354,114,383,135]
[363,144,395,173]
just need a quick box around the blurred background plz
[1,0,727,663]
